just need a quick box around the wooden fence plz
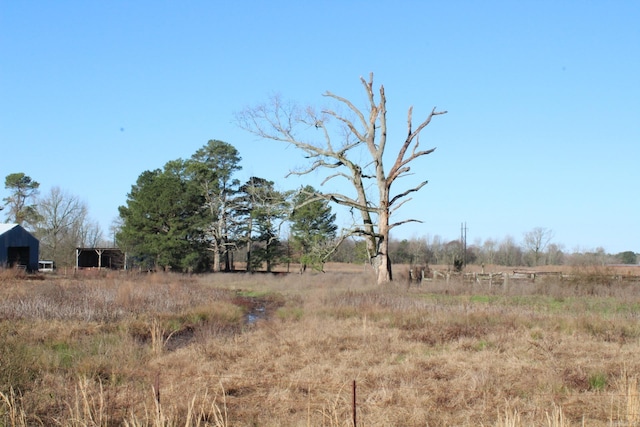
[415,269,640,286]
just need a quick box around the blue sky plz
[1,1,638,253]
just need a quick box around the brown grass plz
[1,267,640,426]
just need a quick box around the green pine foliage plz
[2,172,41,227]
[117,143,297,273]
[290,186,337,271]
[236,177,291,272]
[117,160,209,272]
[186,140,242,272]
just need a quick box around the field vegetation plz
[1,263,640,426]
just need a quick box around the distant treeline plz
[329,235,638,267]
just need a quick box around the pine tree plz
[117,160,208,272]
[3,173,40,227]
[290,186,337,272]
[187,140,242,272]
[235,177,290,272]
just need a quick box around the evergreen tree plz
[187,140,242,271]
[290,186,337,272]
[617,251,638,265]
[117,160,208,272]
[3,173,40,227]
[235,177,290,272]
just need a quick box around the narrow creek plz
[156,291,283,351]
[161,292,282,352]
[232,293,279,325]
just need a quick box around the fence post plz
[155,371,161,414]
[353,379,357,426]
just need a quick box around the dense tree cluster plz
[116,140,338,273]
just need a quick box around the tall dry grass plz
[1,267,640,425]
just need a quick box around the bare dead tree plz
[236,73,447,284]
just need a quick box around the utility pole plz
[460,222,468,266]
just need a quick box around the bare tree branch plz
[387,106,444,186]
[318,192,376,213]
[389,181,428,207]
[389,218,423,230]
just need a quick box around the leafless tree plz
[34,187,96,267]
[546,243,565,265]
[523,227,554,266]
[496,235,523,266]
[237,73,447,284]
[481,238,498,265]
[79,219,104,248]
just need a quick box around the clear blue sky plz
[1,1,638,254]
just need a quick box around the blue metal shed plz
[0,223,40,271]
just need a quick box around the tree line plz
[2,143,339,273]
[3,168,635,272]
[355,233,637,268]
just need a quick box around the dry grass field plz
[2,263,640,426]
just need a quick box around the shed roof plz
[0,223,19,235]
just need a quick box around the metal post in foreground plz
[155,371,161,412]
[353,379,357,426]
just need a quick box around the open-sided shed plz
[76,247,125,269]
[0,223,39,271]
